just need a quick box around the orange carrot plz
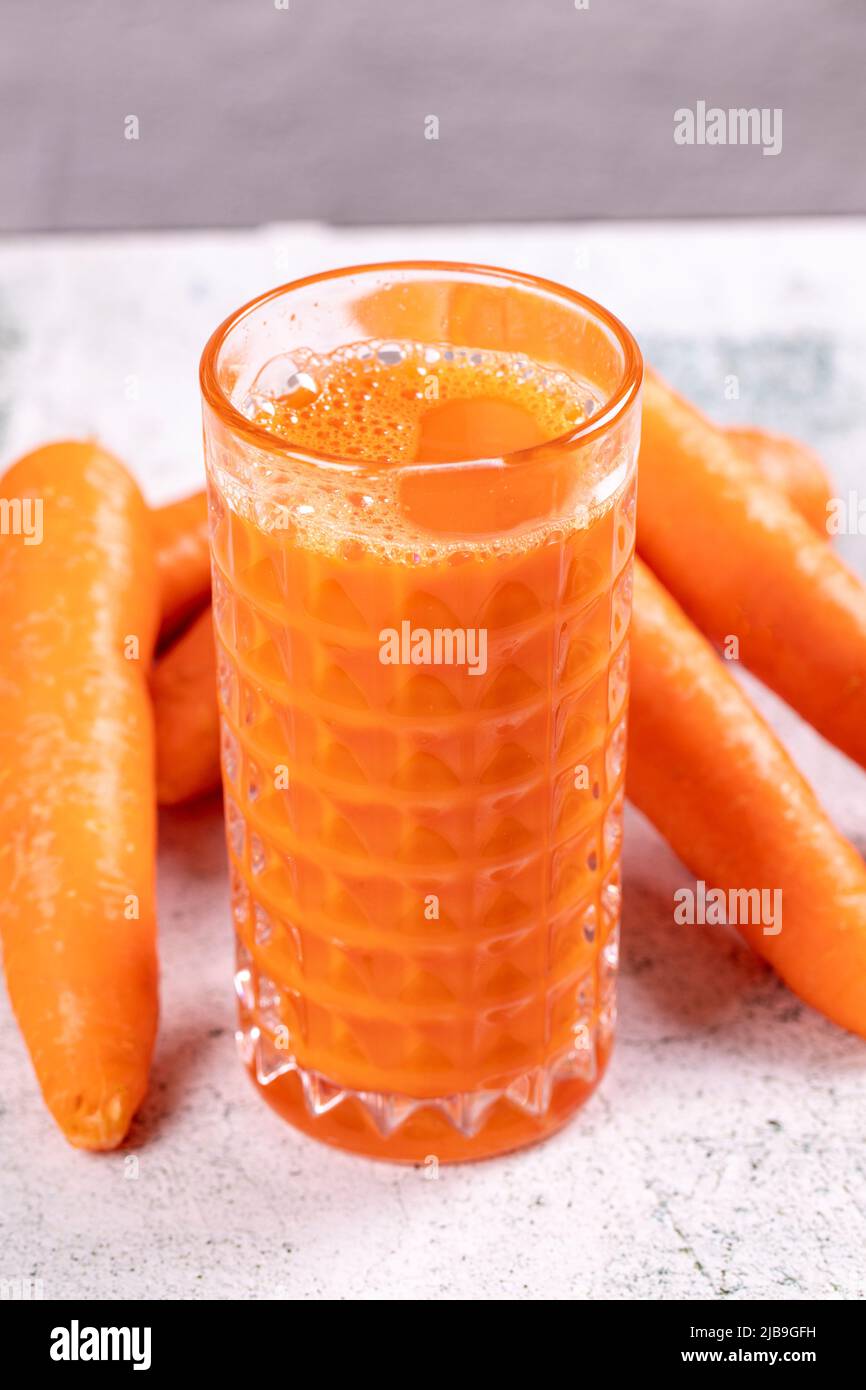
[152,490,210,642]
[153,606,221,805]
[638,368,866,769]
[727,424,831,534]
[0,441,159,1148]
[628,558,866,1037]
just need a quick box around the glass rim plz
[200,259,643,473]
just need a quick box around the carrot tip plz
[54,1088,138,1152]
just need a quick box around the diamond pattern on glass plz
[212,446,633,1138]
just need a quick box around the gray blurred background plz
[1,0,864,231]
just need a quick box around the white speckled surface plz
[1,221,865,1301]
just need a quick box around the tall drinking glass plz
[200,262,642,1161]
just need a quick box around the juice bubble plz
[243,353,320,418]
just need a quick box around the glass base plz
[238,1023,611,1164]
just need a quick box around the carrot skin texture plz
[152,490,210,643]
[726,425,831,535]
[638,369,866,768]
[0,442,159,1149]
[153,606,221,805]
[627,560,866,1037]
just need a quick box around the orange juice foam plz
[209,338,635,1161]
[245,340,596,464]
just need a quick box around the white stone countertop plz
[1,220,865,1301]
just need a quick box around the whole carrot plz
[727,424,830,534]
[153,606,221,805]
[638,369,866,768]
[152,490,210,643]
[628,558,866,1037]
[0,441,159,1149]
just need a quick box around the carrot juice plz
[200,263,642,1161]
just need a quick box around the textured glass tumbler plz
[200,262,642,1162]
